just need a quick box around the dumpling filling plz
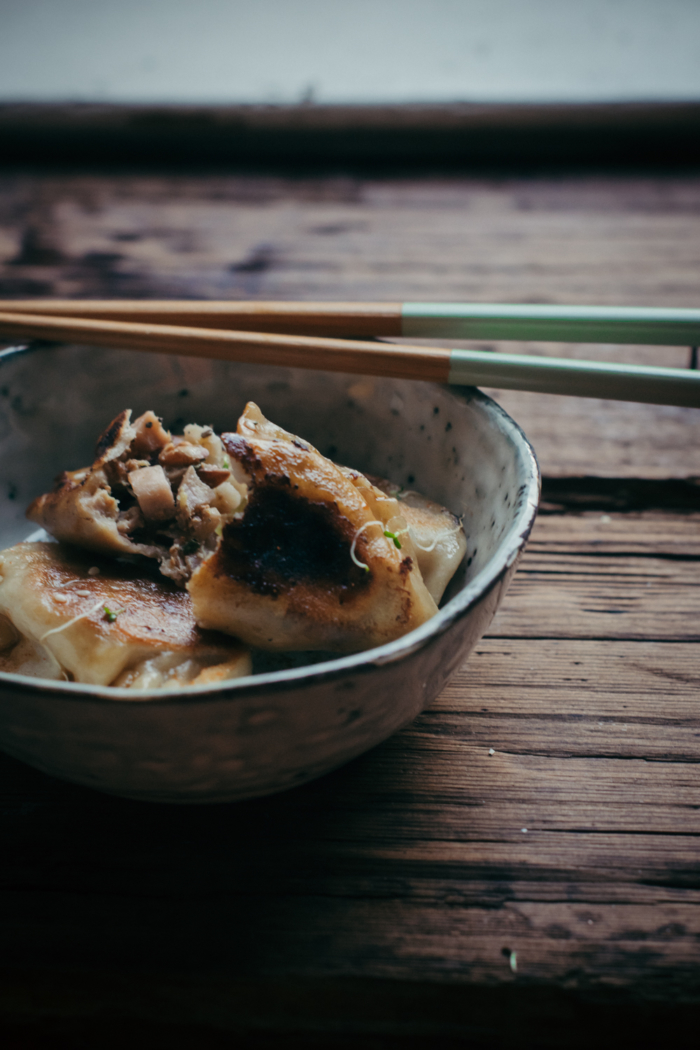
[28,409,248,586]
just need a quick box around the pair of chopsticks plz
[1,300,700,407]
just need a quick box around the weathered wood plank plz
[2,171,700,1031]
[3,889,700,993]
[492,564,700,641]
[485,388,700,480]
[2,625,700,900]
[440,638,700,712]
[530,511,700,556]
[486,508,700,640]
[2,174,700,478]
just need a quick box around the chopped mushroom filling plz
[128,465,175,522]
[28,410,249,586]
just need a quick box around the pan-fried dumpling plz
[27,410,169,562]
[188,403,438,651]
[362,476,467,605]
[0,542,251,688]
[27,409,247,585]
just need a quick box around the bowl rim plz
[0,341,540,706]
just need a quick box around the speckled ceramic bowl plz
[0,341,539,803]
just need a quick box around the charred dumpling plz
[0,543,251,688]
[188,403,439,651]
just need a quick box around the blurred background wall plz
[1,0,699,105]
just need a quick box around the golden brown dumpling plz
[188,403,439,652]
[364,476,467,605]
[0,542,251,688]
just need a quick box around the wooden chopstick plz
[0,310,447,379]
[3,299,700,345]
[0,300,401,337]
[1,310,699,408]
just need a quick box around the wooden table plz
[1,172,700,1047]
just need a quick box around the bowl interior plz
[0,342,537,624]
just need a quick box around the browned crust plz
[189,405,437,651]
[2,541,247,659]
[95,409,131,463]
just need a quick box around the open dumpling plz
[27,409,247,586]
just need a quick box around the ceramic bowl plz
[0,341,539,803]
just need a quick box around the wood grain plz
[1,511,700,1032]
[2,172,700,1043]
[490,513,700,641]
[0,311,451,381]
[0,297,404,336]
[2,174,700,476]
